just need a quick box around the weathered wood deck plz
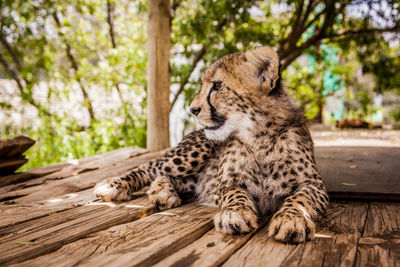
[1,146,400,267]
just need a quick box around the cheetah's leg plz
[268,179,329,243]
[94,130,215,202]
[214,188,259,234]
[146,176,182,210]
[94,165,152,202]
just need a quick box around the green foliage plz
[12,118,147,171]
[390,109,400,122]
[1,0,399,171]
[0,0,148,170]
[171,0,399,116]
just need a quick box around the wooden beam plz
[146,0,171,151]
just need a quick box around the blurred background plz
[0,0,399,171]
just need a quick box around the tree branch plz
[171,45,206,108]
[279,0,306,57]
[171,0,182,16]
[105,0,135,123]
[0,53,51,116]
[170,18,227,109]
[280,23,400,70]
[325,25,400,39]
[0,53,24,94]
[106,0,117,48]
[52,11,96,123]
[0,33,22,70]
[303,7,326,31]
[302,0,320,25]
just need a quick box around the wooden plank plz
[0,149,164,205]
[0,136,35,157]
[362,202,400,237]
[315,147,400,199]
[0,146,146,189]
[0,150,164,228]
[13,204,217,267]
[0,196,156,265]
[0,165,62,188]
[0,156,28,175]
[0,146,146,193]
[355,202,400,267]
[222,201,369,267]
[0,189,92,230]
[287,202,368,266]
[0,165,98,202]
[153,227,261,267]
[0,191,146,241]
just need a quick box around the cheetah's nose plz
[190,107,201,116]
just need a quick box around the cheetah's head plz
[190,46,280,142]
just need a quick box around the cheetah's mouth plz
[205,123,224,131]
[205,112,226,131]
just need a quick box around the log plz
[0,136,35,158]
[0,136,35,175]
[0,163,67,188]
[146,0,171,151]
[0,156,28,175]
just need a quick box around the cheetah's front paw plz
[214,208,258,234]
[93,177,132,202]
[268,212,315,243]
[146,181,181,211]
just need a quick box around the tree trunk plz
[146,0,171,151]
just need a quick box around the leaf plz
[16,241,36,245]
[342,182,357,186]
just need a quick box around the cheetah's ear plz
[246,46,280,93]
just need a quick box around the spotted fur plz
[94,46,329,243]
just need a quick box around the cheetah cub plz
[94,46,329,243]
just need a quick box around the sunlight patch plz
[157,212,176,216]
[67,159,80,166]
[315,233,332,238]
[124,204,144,208]
[47,198,63,203]
[87,202,116,208]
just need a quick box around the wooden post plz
[146,0,171,151]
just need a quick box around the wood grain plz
[146,0,171,151]
[13,204,217,267]
[0,188,96,229]
[316,147,400,197]
[355,202,400,267]
[0,136,35,175]
[0,149,162,230]
[0,197,156,265]
[0,146,146,195]
[0,136,35,158]
[153,227,259,267]
[0,163,64,187]
[222,202,369,267]
[0,145,399,266]
[0,149,163,205]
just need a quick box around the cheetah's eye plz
[212,82,224,91]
